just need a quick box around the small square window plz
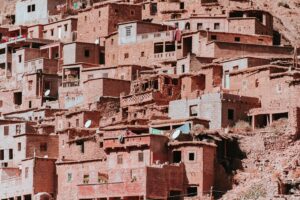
[40,143,47,152]
[18,142,21,151]
[188,152,195,161]
[138,152,144,162]
[25,167,29,178]
[211,35,217,40]
[214,23,220,30]
[124,53,129,59]
[9,149,13,160]
[234,37,240,42]
[130,10,135,15]
[67,173,72,182]
[197,23,203,30]
[228,109,234,121]
[83,174,89,184]
[117,154,123,164]
[125,26,132,37]
[4,126,9,135]
[141,52,145,57]
[84,49,90,57]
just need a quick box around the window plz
[67,173,72,182]
[187,187,198,197]
[40,143,47,152]
[98,11,101,17]
[233,65,239,71]
[50,29,54,36]
[180,2,185,9]
[115,9,118,14]
[185,22,190,30]
[25,167,29,178]
[32,4,35,12]
[172,79,178,85]
[130,10,135,15]
[117,154,123,164]
[188,152,195,161]
[83,174,89,184]
[88,74,94,79]
[4,126,9,135]
[16,124,21,135]
[141,52,145,57]
[214,23,220,30]
[111,39,114,45]
[138,152,144,162]
[0,149,4,160]
[189,105,198,117]
[173,151,181,163]
[18,143,21,151]
[29,101,32,108]
[255,79,259,87]
[18,55,22,63]
[27,5,31,12]
[182,65,185,73]
[84,49,90,57]
[234,37,240,42]
[211,35,217,40]
[76,119,79,127]
[64,24,68,31]
[228,109,234,121]
[276,84,282,93]
[125,26,132,36]
[0,100,2,108]
[9,149,13,160]
[84,16,87,21]
[76,141,85,153]
[197,23,203,30]
[99,142,103,148]
[124,53,129,59]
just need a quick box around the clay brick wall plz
[56,160,106,200]
[33,158,57,195]
[25,134,59,159]
[77,3,142,43]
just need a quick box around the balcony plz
[121,91,154,107]
[153,51,176,61]
[78,181,145,199]
[62,80,80,87]
[103,135,151,151]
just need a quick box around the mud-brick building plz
[28,18,78,43]
[120,74,181,123]
[105,21,177,67]
[76,132,216,200]
[77,2,142,44]
[169,92,260,129]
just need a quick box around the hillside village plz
[0,0,299,200]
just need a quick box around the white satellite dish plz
[84,120,92,128]
[171,130,181,140]
[44,89,50,97]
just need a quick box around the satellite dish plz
[171,130,181,140]
[84,120,92,128]
[44,90,50,97]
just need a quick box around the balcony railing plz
[62,80,80,87]
[153,51,176,60]
[121,91,154,107]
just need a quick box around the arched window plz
[185,22,190,30]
